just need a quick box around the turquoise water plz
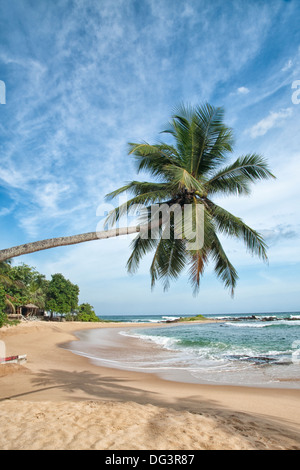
[72,312,300,388]
[125,312,300,387]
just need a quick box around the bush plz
[0,285,8,328]
[76,303,99,322]
[180,314,207,322]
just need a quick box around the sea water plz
[72,312,300,388]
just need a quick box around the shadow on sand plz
[1,367,300,449]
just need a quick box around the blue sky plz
[0,0,300,315]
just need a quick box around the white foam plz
[224,322,268,328]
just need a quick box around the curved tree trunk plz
[0,226,141,262]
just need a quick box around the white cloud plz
[1,0,300,314]
[248,108,293,138]
[237,86,250,94]
[282,59,293,72]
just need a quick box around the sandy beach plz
[0,320,299,450]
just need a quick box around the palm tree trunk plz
[0,226,141,262]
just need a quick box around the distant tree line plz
[0,260,99,327]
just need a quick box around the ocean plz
[69,312,300,388]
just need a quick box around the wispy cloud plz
[282,59,293,72]
[1,0,300,313]
[248,108,293,138]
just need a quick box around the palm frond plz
[162,103,194,168]
[205,154,276,196]
[163,103,232,178]
[127,232,159,275]
[192,104,233,177]
[210,233,238,297]
[151,236,186,291]
[102,103,274,296]
[5,296,16,313]
[128,142,182,178]
[188,249,208,295]
[105,188,174,228]
[106,181,174,201]
[163,165,205,193]
[207,200,268,261]
[0,273,13,286]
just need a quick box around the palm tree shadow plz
[30,368,158,402]
[2,368,300,449]
[34,370,300,449]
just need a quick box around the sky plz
[0,0,299,316]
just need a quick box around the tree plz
[0,260,24,313]
[0,260,12,285]
[76,303,99,322]
[105,103,275,295]
[0,104,275,295]
[6,263,48,309]
[0,283,7,327]
[46,273,79,318]
[0,262,13,325]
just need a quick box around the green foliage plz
[0,261,95,326]
[46,273,79,316]
[179,314,207,322]
[7,263,48,307]
[76,303,99,322]
[0,284,8,327]
[105,103,275,296]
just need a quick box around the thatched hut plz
[21,303,42,317]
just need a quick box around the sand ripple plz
[0,399,299,450]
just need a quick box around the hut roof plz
[24,303,39,309]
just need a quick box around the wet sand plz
[0,321,299,450]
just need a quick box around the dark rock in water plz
[250,356,276,363]
[230,315,257,322]
[273,361,292,366]
[227,354,276,364]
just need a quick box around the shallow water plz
[67,312,300,388]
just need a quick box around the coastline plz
[0,321,300,450]
[63,321,300,389]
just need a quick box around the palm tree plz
[0,260,12,285]
[0,260,16,312]
[0,103,275,296]
[105,103,275,295]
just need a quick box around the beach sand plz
[0,321,299,450]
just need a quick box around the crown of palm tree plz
[106,103,275,296]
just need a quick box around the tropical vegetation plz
[0,261,99,326]
[105,103,275,295]
[0,103,275,298]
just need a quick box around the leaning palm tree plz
[0,103,275,297]
[105,103,275,295]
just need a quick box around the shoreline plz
[62,322,300,389]
[0,320,300,450]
